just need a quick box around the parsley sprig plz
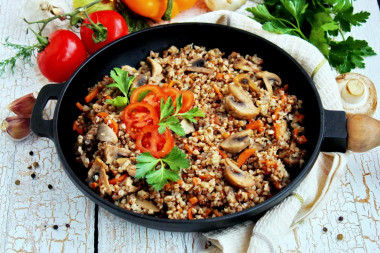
[247,0,376,73]
[158,95,205,136]
[106,67,135,107]
[135,147,190,191]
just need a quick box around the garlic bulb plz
[204,0,247,11]
[23,0,70,36]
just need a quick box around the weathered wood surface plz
[0,0,379,252]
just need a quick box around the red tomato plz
[178,91,195,113]
[37,30,87,83]
[130,85,165,113]
[123,103,159,139]
[80,10,128,55]
[162,87,181,103]
[135,125,174,158]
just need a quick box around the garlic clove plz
[1,116,31,141]
[205,0,247,11]
[7,93,36,117]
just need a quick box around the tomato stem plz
[83,11,108,43]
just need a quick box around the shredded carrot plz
[193,131,199,137]
[237,149,256,168]
[104,95,112,100]
[280,94,287,106]
[188,207,194,220]
[178,207,183,213]
[168,80,175,87]
[222,132,230,139]
[274,123,282,140]
[203,208,212,218]
[273,107,281,121]
[213,115,220,124]
[216,73,224,79]
[177,179,183,186]
[96,112,119,134]
[190,78,194,85]
[297,135,308,145]
[260,160,277,168]
[90,182,98,189]
[189,196,199,205]
[109,174,128,185]
[84,87,99,103]
[246,119,264,131]
[76,102,84,111]
[292,128,299,138]
[218,149,228,159]
[213,210,223,217]
[212,83,223,99]
[184,144,193,154]
[73,121,83,135]
[295,113,305,122]
[199,174,210,181]
[192,177,201,185]
[162,82,169,88]
[274,181,281,190]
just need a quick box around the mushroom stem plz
[347,114,380,152]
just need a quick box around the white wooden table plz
[0,0,379,252]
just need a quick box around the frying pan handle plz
[320,110,347,153]
[30,83,64,140]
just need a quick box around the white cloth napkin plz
[182,9,349,253]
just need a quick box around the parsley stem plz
[278,18,308,40]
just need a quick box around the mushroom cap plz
[147,57,162,77]
[224,159,255,188]
[234,73,259,92]
[220,130,253,154]
[232,57,260,72]
[97,123,118,144]
[336,72,377,116]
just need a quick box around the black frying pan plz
[30,23,350,232]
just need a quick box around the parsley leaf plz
[106,68,135,107]
[135,147,189,191]
[158,94,205,136]
[247,0,376,73]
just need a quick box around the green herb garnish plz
[135,147,190,191]
[158,94,205,136]
[247,0,376,73]
[106,67,135,107]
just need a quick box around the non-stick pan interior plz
[54,23,323,231]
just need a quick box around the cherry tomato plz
[80,10,128,55]
[37,30,87,83]
[123,103,159,139]
[135,125,174,158]
[178,90,195,113]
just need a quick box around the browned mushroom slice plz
[224,159,255,188]
[135,198,160,213]
[233,57,260,72]
[220,130,253,154]
[147,57,162,77]
[103,145,131,164]
[131,74,148,90]
[186,57,213,74]
[116,158,137,177]
[97,123,118,144]
[87,157,112,195]
[224,83,260,119]
[234,74,259,92]
[256,71,282,96]
[180,119,195,135]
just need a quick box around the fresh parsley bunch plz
[247,0,376,73]
[136,147,190,191]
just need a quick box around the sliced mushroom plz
[124,176,139,193]
[87,157,112,195]
[224,158,255,188]
[224,83,260,119]
[233,57,260,72]
[256,71,282,96]
[220,130,252,154]
[131,74,148,90]
[97,123,118,144]
[116,158,137,177]
[234,74,259,92]
[147,57,162,77]
[135,198,159,212]
[186,57,213,74]
[103,145,131,164]
[180,119,195,135]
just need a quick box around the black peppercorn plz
[15,180,20,185]
[338,216,344,221]
[48,184,53,189]
[66,224,70,228]
[27,165,32,169]
[29,151,34,156]
[337,234,344,240]
[53,225,58,230]
[323,227,328,232]
[31,173,36,179]
[33,162,39,168]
